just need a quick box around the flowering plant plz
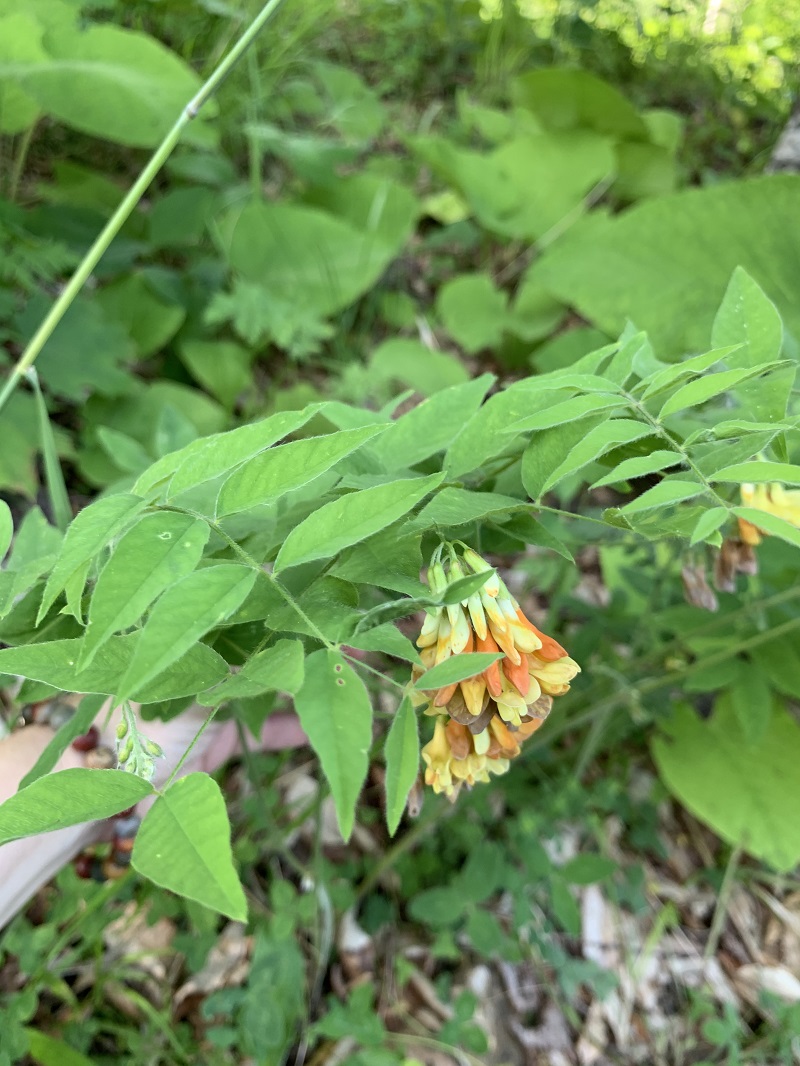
[414,545,579,799]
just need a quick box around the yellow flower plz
[421,717,454,796]
[738,482,800,545]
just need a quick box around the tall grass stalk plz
[0,0,285,417]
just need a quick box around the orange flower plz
[415,544,579,796]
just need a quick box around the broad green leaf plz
[79,512,209,668]
[618,480,703,515]
[8,22,209,149]
[542,418,652,493]
[689,507,729,546]
[639,346,741,399]
[179,339,251,410]
[19,693,106,791]
[712,266,783,369]
[0,768,153,847]
[0,634,228,703]
[414,652,504,691]
[733,506,800,549]
[25,1031,95,1066]
[658,364,786,420]
[116,565,257,699]
[508,393,626,433]
[436,273,508,353]
[226,185,416,318]
[710,462,800,485]
[345,624,422,665]
[274,474,442,572]
[415,129,614,241]
[728,661,773,746]
[533,176,800,354]
[521,416,604,500]
[591,450,682,488]
[198,639,305,707]
[369,340,469,395]
[752,635,800,700]
[134,407,320,497]
[384,697,420,836]
[652,698,800,871]
[513,68,647,139]
[414,488,526,529]
[293,649,373,841]
[371,374,494,470]
[216,425,385,517]
[38,493,146,623]
[132,773,247,920]
[0,499,11,560]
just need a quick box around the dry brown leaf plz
[174,922,251,1008]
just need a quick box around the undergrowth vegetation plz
[1,1,800,1063]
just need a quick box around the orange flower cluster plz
[415,546,580,800]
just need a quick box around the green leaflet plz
[658,362,787,420]
[274,473,443,572]
[619,479,704,515]
[0,634,228,703]
[216,424,386,517]
[0,768,154,847]
[384,697,420,836]
[709,461,800,485]
[133,773,247,920]
[414,652,504,691]
[591,450,682,488]
[37,493,147,624]
[371,374,494,470]
[79,512,209,669]
[293,649,373,841]
[115,564,257,700]
[541,417,652,493]
[689,507,729,546]
[507,392,626,433]
[198,639,305,707]
[134,406,321,497]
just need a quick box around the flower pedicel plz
[415,544,580,801]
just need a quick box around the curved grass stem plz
[0,0,285,416]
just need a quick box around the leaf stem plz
[0,0,285,416]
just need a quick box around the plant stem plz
[8,121,37,203]
[0,0,285,416]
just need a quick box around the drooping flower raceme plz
[416,545,580,801]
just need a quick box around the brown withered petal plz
[464,702,496,735]
[444,686,491,727]
[713,550,736,593]
[714,537,759,593]
[682,563,719,611]
[524,694,553,721]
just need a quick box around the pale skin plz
[0,703,307,930]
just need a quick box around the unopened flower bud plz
[144,739,164,759]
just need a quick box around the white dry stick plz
[0,704,307,929]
